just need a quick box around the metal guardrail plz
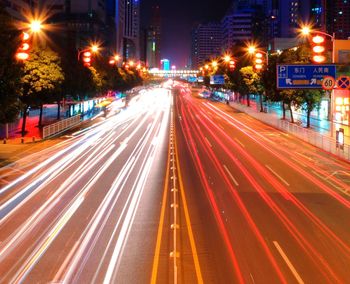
[42,115,81,139]
[277,119,350,161]
[231,102,350,162]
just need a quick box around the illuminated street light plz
[30,20,42,33]
[91,45,99,53]
[299,25,335,63]
[77,43,100,63]
[248,46,256,54]
[301,26,311,36]
[211,60,218,68]
[223,55,231,63]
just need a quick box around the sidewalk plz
[229,100,350,162]
[0,104,67,142]
[236,98,350,145]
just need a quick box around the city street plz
[0,85,350,283]
[173,85,350,283]
[0,88,172,283]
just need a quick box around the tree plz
[294,89,323,127]
[0,4,22,126]
[239,66,264,108]
[274,44,317,125]
[21,47,64,135]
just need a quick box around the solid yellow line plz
[175,129,204,284]
[150,143,170,284]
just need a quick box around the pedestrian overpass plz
[149,69,199,78]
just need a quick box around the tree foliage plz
[0,4,22,123]
[21,47,64,104]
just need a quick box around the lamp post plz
[77,44,99,61]
[247,45,269,68]
[300,26,336,137]
[301,26,335,63]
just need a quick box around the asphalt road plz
[0,87,172,283]
[1,82,350,284]
[172,84,350,283]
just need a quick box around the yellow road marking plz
[150,141,170,284]
[175,128,204,284]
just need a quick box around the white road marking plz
[234,138,245,148]
[205,137,212,148]
[273,241,304,284]
[312,171,349,196]
[291,157,307,168]
[266,165,290,186]
[223,165,239,186]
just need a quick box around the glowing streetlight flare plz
[223,55,231,63]
[30,20,42,33]
[301,26,311,36]
[212,61,218,68]
[91,45,99,53]
[248,46,256,54]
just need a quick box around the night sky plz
[141,0,233,68]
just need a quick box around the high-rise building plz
[114,0,141,60]
[146,5,161,68]
[222,11,254,50]
[277,0,311,38]
[2,0,37,20]
[191,22,222,69]
[326,0,350,39]
[310,0,325,29]
[161,58,170,71]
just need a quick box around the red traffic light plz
[82,51,92,67]
[311,34,326,63]
[254,52,264,70]
[312,35,325,44]
[16,32,31,61]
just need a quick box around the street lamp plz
[248,46,256,54]
[77,44,100,61]
[223,54,232,63]
[300,25,337,137]
[299,25,335,63]
[211,60,218,68]
[247,44,269,68]
[29,20,42,33]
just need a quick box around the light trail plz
[180,99,288,284]
[182,98,347,282]
[205,103,350,203]
[0,87,172,283]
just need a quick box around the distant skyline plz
[141,0,232,68]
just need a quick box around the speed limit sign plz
[322,76,335,90]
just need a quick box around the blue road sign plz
[277,64,336,89]
[210,75,225,85]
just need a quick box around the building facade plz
[120,0,140,60]
[191,22,222,69]
[222,11,254,50]
[326,0,350,39]
[146,5,161,68]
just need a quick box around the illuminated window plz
[335,97,344,105]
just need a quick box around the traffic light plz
[82,51,92,67]
[16,32,31,61]
[229,60,235,71]
[311,34,326,63]
[254,52,264,71]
